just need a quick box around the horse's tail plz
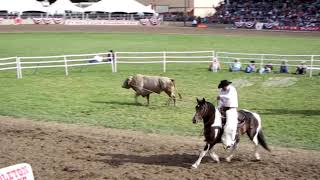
[170,79,182,99]
[258,130,271,152]
[249,111,271,152]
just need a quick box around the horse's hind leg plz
[192,143,212,169]
[208,145,220,163]
[247,129,260,160]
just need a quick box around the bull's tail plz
[258,130,271,152]
[171,79,182,99]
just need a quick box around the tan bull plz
[122,74,181,106]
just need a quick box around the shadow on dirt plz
[94,153,201,168]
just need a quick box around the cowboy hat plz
[218,80,232,88]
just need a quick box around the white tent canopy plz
[0,0,47,13]
[84,0,155,14]
[47,0,84,14]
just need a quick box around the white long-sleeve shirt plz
[218,85,238,108]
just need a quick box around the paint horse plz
[191,98,270,169]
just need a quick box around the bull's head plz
[122,76,133,89]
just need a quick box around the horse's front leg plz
[225,144,237,162]
[192,143,212,169]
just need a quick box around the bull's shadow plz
[90,101,143,106]
[94,153,204,168]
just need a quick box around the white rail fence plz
[1,51,320,78]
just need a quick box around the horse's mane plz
[205,101,215,111]
[201,100,216,125]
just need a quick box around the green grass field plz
[0,32,320,150]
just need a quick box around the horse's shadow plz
[94,153,205,168]
[258,108,320,116]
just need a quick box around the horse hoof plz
[191,164,198,169]
[225,157,232,162]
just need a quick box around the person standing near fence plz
[106,50,115,62]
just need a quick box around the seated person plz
[192,19,198,27]
[229,59,241,72]
[264,63,273,73]
[89,55,103,63]
[295,61,307,75]
[208,57,221,72]
[245,61,256,73]
[280,60,289,73]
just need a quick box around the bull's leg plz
[146,94,150,106]
[173,95,176,106]
[192,143,212,169]
[134,94,139,104]
[165,90,176,106]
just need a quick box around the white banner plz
[0,163,34,180]
[65,20,139,26]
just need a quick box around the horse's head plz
[192,98,211,124]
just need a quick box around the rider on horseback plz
[217,80,238,149]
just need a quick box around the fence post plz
[64,55,69,76]
[16,57,22,79]
[211,50,215,72]
[114,52,117,73]
[310,55,314,77]
[260,54,264,71]
[163,51,166,72]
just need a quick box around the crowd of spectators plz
[208,58,308,75]
[214,0,320,27]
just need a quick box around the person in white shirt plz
[217,80,238,149]
[89,55,103,63]
[192,19,198,27]
[208,57,221,72]
[94,55,103,62]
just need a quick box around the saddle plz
[219,107,246,128]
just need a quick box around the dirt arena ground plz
[0,117,319,180]
[0,25,319,179]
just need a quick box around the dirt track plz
[0,117,319,180]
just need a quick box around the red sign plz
[14,18,22,25]
[0,163,34,180]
